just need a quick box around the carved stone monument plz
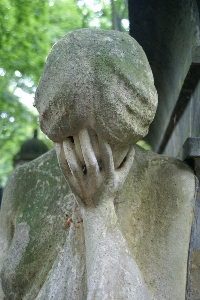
[0,29,196,299]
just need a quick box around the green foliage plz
[0,79,54,186]
[137,140,152,151]
[76,0,128,31]
[49,0,84,44]
[0,0,50,87]
[0,89,36,186]
[111,0,128,31]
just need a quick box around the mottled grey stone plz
[0,147,196,299]
[35,29,157,146]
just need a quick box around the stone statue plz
[0,29,196,299]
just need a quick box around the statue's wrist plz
[81,198,117,241]
[81,197,116,222]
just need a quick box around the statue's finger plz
[117,145,135,183]
[74,135,85,165]
[54,143,81,195]
[78,129,99,179]
[54,142,72,177]
[63,139,83,182]
[99,138,115,177]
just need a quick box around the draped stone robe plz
[0,145,196,299]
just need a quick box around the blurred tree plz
[0,0,129,186]
[137,140,152,151]
[0,85,37,186]
[111,0,127,31]
[76,0,128,31]
[0,0,49,186]
[0,0,50,89]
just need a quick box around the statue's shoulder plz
[1,148,72,243]
[7,148,63,188]
[2,149,68,212]
[134,144,195,185]
[131,144,196,205]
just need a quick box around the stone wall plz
[164,79,200,157]
[128,3,200,298]
[128,0,200,156]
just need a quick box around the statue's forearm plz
[81,198,117,275]
[82,199,152,300]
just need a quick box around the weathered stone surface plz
[178,138,200,299]
[0,146,196,299]
[35,29,157,146]
[0,150,83,299]
[0,29,197,300]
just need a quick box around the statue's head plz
[35,29,157,146]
